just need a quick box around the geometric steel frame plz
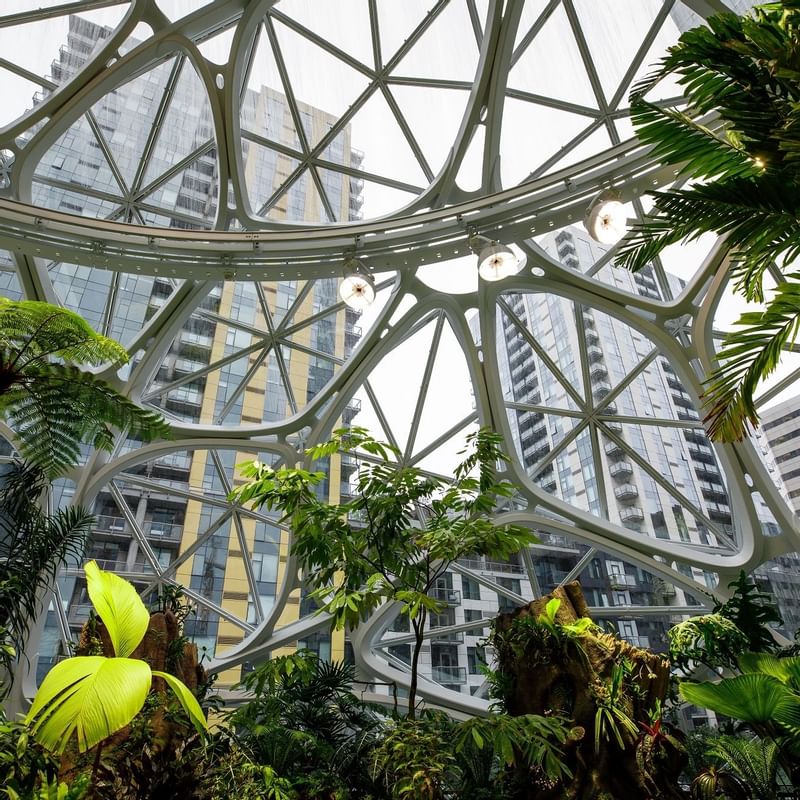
[1,0,797,716]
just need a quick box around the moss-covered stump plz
[492,582,687,800]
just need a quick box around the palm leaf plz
[26,656,152,753]
[629,98,760,182]
[680,673,798,725]
[84,560,149,658]
[739,652,800,690]
[152,671,208,735]
[702,279,800,442]
[707,736,780,800]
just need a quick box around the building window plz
[462,576,481,601]
[467,646,486,674]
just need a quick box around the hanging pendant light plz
[339,257,376,310]
[584,189,627,244]
[470,235,519,281]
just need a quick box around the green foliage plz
[593,663,638,753]
[230,426,538,718]
[706,736,781,800]
[668,571,782,674]
[229,652,383,799]
[26,561,207,754]
[691,765,749,800]
[0,298,170,476]
[668,613,748,673]
[454,714,571,783]
[613,2,800,440]
[714,571,783,653]
[372,714,457,800]
[0,461,93,697]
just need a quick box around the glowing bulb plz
[339,259,375,310]
[584,190,628,244]
[477,243,519,281]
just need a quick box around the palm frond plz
[707,736,780,800]
[0,461,93,695]
[1,364,171,476]
[703,278,800,442]
[615,177,800,296]
[630,98,761,182]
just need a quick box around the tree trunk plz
[492,582,688,799]
[408,610,426,720]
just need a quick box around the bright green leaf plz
[27,656,151,753]
[152,670,207,735]
[84,560,149,657]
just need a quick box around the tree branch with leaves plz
[229,426,538,719]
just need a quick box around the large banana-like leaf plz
[84,559,149,657]
[680,673,799,726]
[152,670,208,735]
[26,656,151,752]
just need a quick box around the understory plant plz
[26,561,207,755]
[0,461,93,698]
[229,426,537,719]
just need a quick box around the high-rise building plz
[30,16,363,687]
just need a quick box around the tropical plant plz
[0,298,170,476]
[713,571,783,653]
[25,561,207,755]
[0,461,93,697]
[229,650,383,799]
[706,736,782,800]
[229,426,537,719]
[668,571,782,675]
[691,765,750,800]
[614,1,800,441]
[593,662,639,753]
[680,652,800,786]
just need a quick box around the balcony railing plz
[428,588,462,605]
[457,558,524,574]
[609,573,637,589]
[93,515,182,542]
[619,506,644,522]
[614,483,639,501]
[609,461,633,478]
[431,665,467,684]
[431,631,465,644]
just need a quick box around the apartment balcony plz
[609,573,638,589]
[677,408,700,421]
[614,483,639,501]
[604,440,625,457]
[688,444,716,465]
[603,420,623,433]
[431,665,467,685]
[592,381,612,398]
[457,557,524,575]
[589,363,608,380]
[429,588,462,606]
[430,630,465,644]
[92,515,182,543]
[585,328,599,344]
[619,506,644,523]
[586,345,604,363]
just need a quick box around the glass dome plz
[1,0,798,712]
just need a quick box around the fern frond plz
[0,298,128,368]
[1,365,171,476]
[706,736,779,800]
